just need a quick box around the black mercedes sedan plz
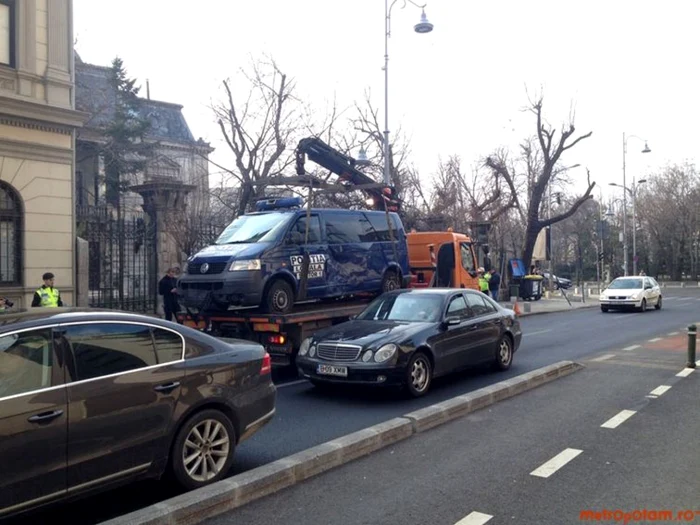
[0,308,276,519]
[296,288,522,397]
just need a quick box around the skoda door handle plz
[28,410,64,423]
[154,381,181,393]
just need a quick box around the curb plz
[99,360,584,525]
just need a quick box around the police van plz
[179,197,410,314]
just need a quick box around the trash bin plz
[508,258,543,301]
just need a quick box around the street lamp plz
[611,133,651,276]
[383,0,433,187]
[609,175,649,276]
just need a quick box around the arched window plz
[0,182,22,285]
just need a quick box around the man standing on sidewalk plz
[159,267,181,322]
[488,268,501,302]
[31,272,63,307]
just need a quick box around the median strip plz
[99,360,584,525]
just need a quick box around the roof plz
[75,59,207,146]
[0,307,168,332]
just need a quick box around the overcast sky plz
[73,0,699,199]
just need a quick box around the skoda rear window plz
[216,212,292,245]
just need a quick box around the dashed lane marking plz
[530,448,583,478]
[525,329,553,337]
[677,368,695,377]
[648,337,662,342]
[667,331,680,336]
[649,385,672,396]
[590,354,616,362]
[601,410,636,429]
[454,511,494,525]
[623,345,640,351]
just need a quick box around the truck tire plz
[263,279,294,314]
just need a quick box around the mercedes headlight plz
[299,338,311,356]
[229,259,262,271]
[374,343,398,363]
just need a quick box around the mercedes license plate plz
[317,364,348,377]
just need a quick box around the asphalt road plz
[10,288,700,525]
[205,324,700,525]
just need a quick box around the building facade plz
[0,0,84,307]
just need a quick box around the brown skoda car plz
[0,308,276,518]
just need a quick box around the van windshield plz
[215,212,293,245]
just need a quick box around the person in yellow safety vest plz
[31,272,63,307]
[477,267,489,294]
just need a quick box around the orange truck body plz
[406,230,480,291]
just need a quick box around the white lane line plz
[676,297,693,301]
[454,511,494,525]
[622,344,640,351]
[677,368,695,377]
[668,331,680,336]
[649,385,671,396]
[525,329,553,337]
[530,448,583,478]
[601,409,637,429]
[646,395,658,399]
[591,354,616,362]
[276,379,308,389]
[648,337,662,342]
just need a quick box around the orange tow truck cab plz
[406,229,481,291]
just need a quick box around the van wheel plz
[381,270,401,293]
[264,279,294,314]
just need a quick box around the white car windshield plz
[608,278,643,289]
[357,294,443,323]
[215,212,293,245]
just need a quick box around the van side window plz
[363,213,391,242]
[460,243,476,273]
[326,214,362,244]
[289,216,321,244]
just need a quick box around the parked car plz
[542,272,572,290]
[178,197,411,315]
[599,276,662,312]
[296,288,522,397]
[0,308,276,519]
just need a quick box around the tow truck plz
[178,137,489,367]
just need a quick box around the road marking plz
[530,448,583,478]
[646,395,658,399]
[601,409,636,429]
[525,329,552,337]
[667,331,679,336]
[454,511,493,525]
[276,379,308,389]
[649,385,671,396]
[591,354,615,362]
[622,344,640,351]
[677,368,695,377]
[648,337,662,342]
[676,297,693,301]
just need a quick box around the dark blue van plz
[179,198,410,314]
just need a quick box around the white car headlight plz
[299,338,311,356]
[229,259,262,271]
[374,343,398,363]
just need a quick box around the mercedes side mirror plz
[442,316,461,328]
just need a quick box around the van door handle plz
[28,410,64,423]
[154,381,181,393]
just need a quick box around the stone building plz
[0,0,84,307]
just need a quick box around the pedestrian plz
[32,272,63,307]
[488,268,501,302]
[477,267,489,295]
[159,266,181,322]
[639,270,646,276]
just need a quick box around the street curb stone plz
[99,360,583,525]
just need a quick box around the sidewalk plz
[502,292,599,317]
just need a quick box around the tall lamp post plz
[382,0,433,187]
[610,176,648,275]
[611,133,651,276]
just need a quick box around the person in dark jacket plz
[159,267,181,322]
[488,269,501,302]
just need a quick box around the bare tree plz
[485,97,596,269]
[212,57,302,216]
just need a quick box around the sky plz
[73,0,700,201]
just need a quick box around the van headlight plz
[374,343,398,363]
[229,259,262,271]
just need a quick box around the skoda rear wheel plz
[264,279,294,314]
[381,270,401,293]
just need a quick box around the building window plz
[0,182,22,285]
[0,1,15,68]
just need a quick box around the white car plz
[600,276,662,312]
